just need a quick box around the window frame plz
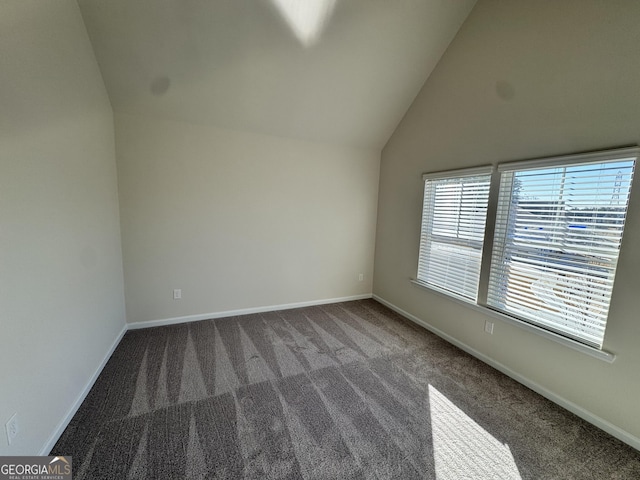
[414,146,639,361]
[416,166,493,303]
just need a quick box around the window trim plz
[422,165,494,181]
[497,146,639,173]
[415,146,639,361]
[410,278,616,362]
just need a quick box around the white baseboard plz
[372,294,640,452]
[127,293,373,330]
[39,323,128,456]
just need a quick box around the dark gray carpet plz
[52,299,640,479]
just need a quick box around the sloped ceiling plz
[78,0,476,149]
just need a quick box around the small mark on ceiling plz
[150,76,171,96]
[495,80,515,101]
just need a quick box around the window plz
[488,152,635,348]
[416,147,637,351]
[417,167,492,301]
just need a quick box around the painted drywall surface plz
[374,0,640,440]
[116,113,380,323]
[0,1,126,454]
[78,0,476,149]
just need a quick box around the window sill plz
[410,279,616,363]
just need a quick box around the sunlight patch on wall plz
[270,0,337,47]
[429,385,523,479]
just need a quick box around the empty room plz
[2,0,640,478]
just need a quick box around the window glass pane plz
[488,157,635,348]
[418,172,491,301]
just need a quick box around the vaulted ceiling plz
[78,0,476,149]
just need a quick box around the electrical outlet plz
[484,320,494,335]
[358,273,364,282]
[6,413,18,445]
[173,289,182,300]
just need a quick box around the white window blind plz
[417,167,492,301]
[488,153,636,348]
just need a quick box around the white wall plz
[116,113,379,324]
[0,1,126,454]
[375,0,640,444]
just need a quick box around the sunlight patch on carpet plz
[429,385,522,480]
